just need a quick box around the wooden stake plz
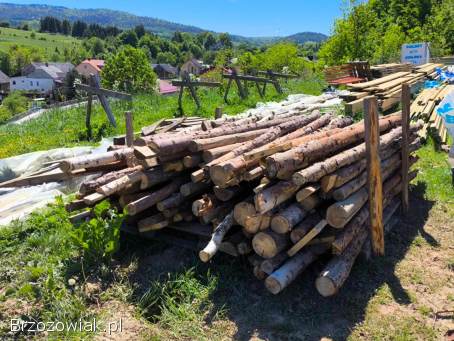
[125,111,134,147]
[364,96,384,256]
[287,220,327,257]
[401,83,410,215]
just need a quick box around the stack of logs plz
[60,96,422,296]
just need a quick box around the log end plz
[252,232,278,259]
[315,275,337,297]
[199,250,211,263]
[264,276,282,295]
[270,216,291,234]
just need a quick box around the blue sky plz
[5,0,346,36]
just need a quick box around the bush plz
[0,92,28,123]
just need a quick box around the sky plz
[4,0,347,37]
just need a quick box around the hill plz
[0,3,327,44]
[0,26,81,57]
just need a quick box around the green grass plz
[0,77,325,159]
[0,27,81,58]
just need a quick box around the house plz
[157,79,179,95]
[180,58,209,76]
[10,62,74,94]
[76,59,105,79]
[0,70,9,94]
[152,64,178,79]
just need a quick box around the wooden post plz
[401,83,410,214]
[364,96,384,256]
[125,111,134,147]
[215,107,223,119]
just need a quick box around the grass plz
[0,27,81,58]
[0,77,325,159]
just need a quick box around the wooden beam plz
[364,96,384,256]
[401,83,411,214]
[125,111,134,147]
[171,80,221,87]
[75,83,132,100]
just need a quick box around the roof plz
[0,70,9,84]
[79,59,105,72]
[24,62,74,81]
[158,79,179,95]
[184,58,203,68]
[152,63,178,75]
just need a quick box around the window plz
[37,81,39,86]
[30,81,33,86]
[12,81,16,85]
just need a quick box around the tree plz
[84,37,105,57]
[62,19,71,35]
[139,34,160,59]
[63,69,78,100]
[0,51,11,76]
[135,24,146,39]
[101,46,157,93]
[156,51,177,65]
[118,30,138,47]
[0,91,28,122]
[204,32,217,50]
[72,20,87,37]
[219,33,233,49]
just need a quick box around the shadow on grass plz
[118,182,436,340]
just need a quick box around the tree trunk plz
[271,203,307,234]
[252,230,290,259]
[234,201,271,234]
[254,180,299,214]
[202,143,243,163]
[140,168,176,190]
[299,193,321,211]
[96,170,143,196]
[260,252,289,274]
[189,129,268,152]
[192,194,220,217]
[183,154,202,168]
[296,184,320,203]
[180,181,211,197]
[290,212,323,243]
[79,166,143,195]
[156,193,185,211]
[214,185,243,202]
[60,148,133,172]
[138,213,169,233]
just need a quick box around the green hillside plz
[0,26,81,58]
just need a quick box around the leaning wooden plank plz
[286,219,328,257]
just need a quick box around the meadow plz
[0,27,81,58]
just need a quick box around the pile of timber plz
[371,63,413,78]
[411,84,454,145]
[47,95,421,295]
[342,63,444,114]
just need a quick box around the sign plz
[401,43,430,66]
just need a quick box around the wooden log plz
[292,123,422,187]
[287,219,328,257]
[260,252,289,275]
[141,118,166,136]
[183,154,202,168]
[125,177,186,216]
[79,166,143,195]
[214,185,243,202]
[296,184,320,202]
[252,230,290,259]
[138,213,169,232]
[265,244,329,294]
[83,192,106,206]
[271,203,307,234]
[266,115,401,179]
[315,230,368,297]
[192,194,220,217]
[290,212,323,243]
[202,143,243,163]
[243,167,264,181]
[364,96,384,256]
[234,201,271,233]
[60,148,133,172]
[254,180,299,214]
[189,129,268,152]
[326,188,368,228]
[299,193,321,211]
[133,146,156,160]
[253,266,267,280]
[199,211,234,262]
[156,193,185,211]
[139,168,175,190]
[65,199,87,212]
[119,192,149,207]
[162,160,184,173]
[180,181,211,197]
[96,170,143,196]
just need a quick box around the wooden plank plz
[364,96,384,256]
[401,83,411,214]
[286,220,327,257]
[347,71,410,89]
[141,118,166,136]
[345,98,364,115]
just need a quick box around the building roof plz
[184,58,204,68]
[152,63,178,75]
[24,62,74,81]
[0,70,9,84]
[158,79,179,95]
[79,59,105,72]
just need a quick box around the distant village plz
[0,57,213,103]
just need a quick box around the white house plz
[10,76,54,94]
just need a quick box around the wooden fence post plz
[125,111,134,147]
[364,96,384,256]
[401,83,411,214]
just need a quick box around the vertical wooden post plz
[215,107,223,119]
[364,96,384,256]
[125,111,134,147]
[401,83,411,214]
